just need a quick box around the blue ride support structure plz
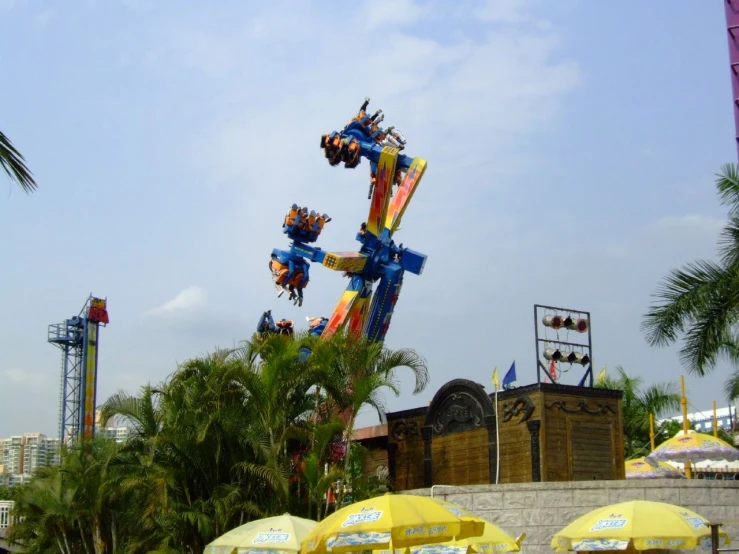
[261,97,427,352]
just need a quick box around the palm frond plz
[716,163,739,214]
[0,130,37,193]
[641,260,739,375]
[718,215,739,267]
[724,369,739,402]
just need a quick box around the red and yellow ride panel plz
[322,251,368,273]
[346,295,371,337]
[82,323,98,439]
[384,157,427,233]
[366,146,398,236]
[320,289,358,339]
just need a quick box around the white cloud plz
[649,214,725,236]
[472,0,529,23]
[145,286,208,318]
[189,10,580,194]
[1,368,49,388]
[33,7,56,27]
[0,0,19,13]
[361,0,430,31]
[121,0,153,10]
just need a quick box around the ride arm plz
[320,275,366,340]
[362,264,404,343]
[290,243,327,264]
[290,243,367,273]
[359,140,413,172]
[382,157,428,235]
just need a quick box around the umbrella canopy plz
[625,458,685,479]
[300,493,484,554]
[410,499,524,554]
[204,513,318,554]
[408,523,525,554]
[667,458,739,471]
[551,500,730,551]
[646,431,739,464]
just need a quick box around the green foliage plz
[718,427,736,447]
[344,442,390,504]
[5,332,427,554]
[0,485,12,500]
[642,163,739,394]
[596,366,681,459]
[0,130,36,193]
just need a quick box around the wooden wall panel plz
[388,413,426,491]
[431,428,489,486]
[362,446,388,479]
[496,391,543,483]
[540,391,624,481]
[381,380,624,489]
[568,419,615,480]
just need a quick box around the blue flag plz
[502,361,517,390]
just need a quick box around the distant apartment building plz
[0,413,131,486]
[0,434,62,486]
[95,409,131,444]
[97,426,130,443]
[661,405,738,434]
[0,434,62,485]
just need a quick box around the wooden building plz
[354,378,625,490]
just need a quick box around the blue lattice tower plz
[48,295,109,445]
[49,316,84,444]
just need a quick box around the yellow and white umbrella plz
[300,493,484,554]
[625,457,684,479]
[410,499,524,554]
[551,500,729,551]
[646,430,739,465]
[204,513,318,554]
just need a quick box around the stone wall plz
[407,480,739,554]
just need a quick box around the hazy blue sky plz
[1,0,736,438]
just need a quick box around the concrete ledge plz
[405,480,739,554]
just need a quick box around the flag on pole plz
[549,359,558,382]
[492,367,501,391]
[596,366,607,385]
[502,361,517,390]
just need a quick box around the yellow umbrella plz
[407,524,525,554]
[551,500,730,551]
[625,457,684,479]
[411,499,525,554]
[646,431,739,464]
[300,494,484,554]
[204,513,318,554]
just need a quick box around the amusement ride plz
[258,98,428,347]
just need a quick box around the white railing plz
[0,501,14,529]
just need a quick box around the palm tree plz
[1,130,36,193]
[595,366,681,458]
[642,163,739,379]
[310,333,429,506]
[101,350,274,552]
[6,465,79,553]
[295,418,346,520]
[8,334,429,551]
[7,438,128,554]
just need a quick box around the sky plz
[0,0,737,438]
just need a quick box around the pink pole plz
[725,0,739,158]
